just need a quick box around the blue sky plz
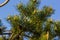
[0,0,60,30]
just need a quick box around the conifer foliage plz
[7,0,60,40]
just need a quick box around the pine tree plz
[7,0,60,40]
[0,20,7,40]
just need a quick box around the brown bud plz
[33,0,36,2]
